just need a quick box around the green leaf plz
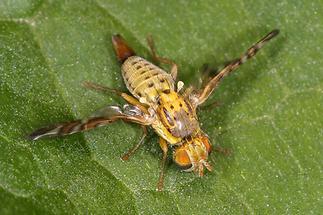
[0,0,322,214]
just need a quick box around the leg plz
[199,64,219,89]
[199,100,222,111]
[157,138,168,191]
[182,85,195,99]
[83,81,122,95]
[121,126,148,160]
[215,145,231,156]
[146,35,178,80]
[83,81,148,114]
[196,30,279,106]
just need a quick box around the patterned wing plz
[195,29,279,106]
[28,104,150,140]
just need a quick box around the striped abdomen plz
[122,56,175,105]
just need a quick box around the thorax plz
[151,90,200,144]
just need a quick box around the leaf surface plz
[0,0,322,214]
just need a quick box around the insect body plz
[28,30,279,191]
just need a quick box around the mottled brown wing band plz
[196,29,279,105]
[28,105,150,141]
[27,117,113,140]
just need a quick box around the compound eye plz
[173,149,192,169]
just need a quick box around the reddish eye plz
[174,149,191,168]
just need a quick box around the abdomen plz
[122,56,175,105]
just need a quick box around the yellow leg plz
[121,126,148,161]
[157,138,168,191]
[83,81,149,114]
[146,35,178,80]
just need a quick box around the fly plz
[28,29,279,191]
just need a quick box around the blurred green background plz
[0,0,322,214]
